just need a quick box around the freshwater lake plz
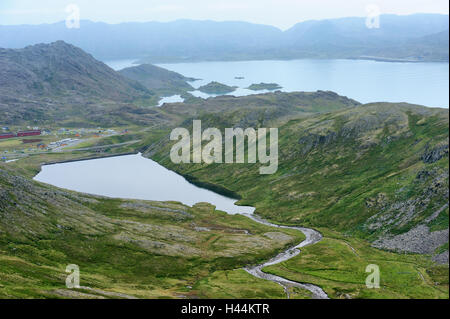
[106,59,449,108]
[34,153,255,215]
[35,60,448,215]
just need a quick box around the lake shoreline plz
[41,151,139,166]
[140,56,449,65]
[33,151,329,298]
[41,150,245,206]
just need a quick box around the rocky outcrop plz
[298,131,338,154]
[367,166,449,263]
[422,142,449,163]
[432,251,449,264]
[372,225,448,255]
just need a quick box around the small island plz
[247,82,282,91]
[198,81,237,94]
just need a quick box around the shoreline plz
[35,149,329,298]
[141,56,449,65]
[40,151,139,166]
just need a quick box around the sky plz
[0,0,448,30]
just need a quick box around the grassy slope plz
[247,83,282,91]
[143,102,449,298]
[118,64,196,98]
[147,103,448,238]
[264,228,448,299]
[1,93,448,299]
[0,151,308,299]
[198,82,237,94]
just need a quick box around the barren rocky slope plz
[0,41,158,126]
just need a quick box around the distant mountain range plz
[0,14,448,62]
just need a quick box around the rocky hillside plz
[0,88,447,297]
[119,64,196,96]
[0,39,361,129]
[198,81,237,94]
[146,102,449,262]
[161,90,361,127]
[0,165,302,298]
[0,41,156,125]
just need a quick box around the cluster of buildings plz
[1,126,125,156]
[0,127,116,140]
[0,129,41,140]
[48,138,79,149]
[55,127,118,137]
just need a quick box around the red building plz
[17,130,41,137]
[0,133,15,139]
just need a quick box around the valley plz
[0,40,448,300]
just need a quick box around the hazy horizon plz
[1,0,448,30]
[1,13,450,31]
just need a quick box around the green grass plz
[140,102,448,299]
[147,103,449,240]
[263,229,448,299]
[247,83,282,91]
[193,269,290,298]
[1,99,448,299]
[0,162,304,298]
[198,81,237,94]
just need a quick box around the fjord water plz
[104,59,138,71]
[34,153,255,215]
[158,59,449,108]
[158,94,184,106]
[104,59,449,108]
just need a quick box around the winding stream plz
[243,214,329,299]
[34,153,328,299]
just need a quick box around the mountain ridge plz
[0,40,448,298]
[0,41,162,126]
[145,101,449,260]
[118,63,196,96]
[0,14,448,62]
